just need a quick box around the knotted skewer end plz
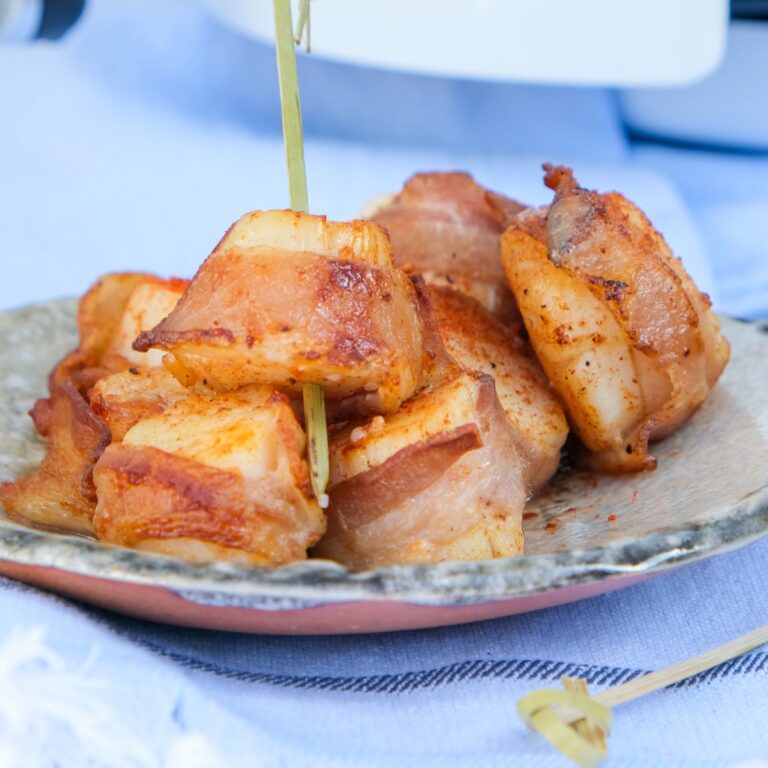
[517,676,612,767]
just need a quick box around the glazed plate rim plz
[1,489,768,611]
[1,303,768,612]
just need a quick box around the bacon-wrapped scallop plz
[49,273,188,398]
[369,172,525,321]
[134,211,424,416]
[314,371,525,570]
[502,165,730,472]
[92,385,325,564]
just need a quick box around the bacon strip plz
[0,384,111,535]
[93,444,323,565]
[371,172,525,320]
[327,424,482,529]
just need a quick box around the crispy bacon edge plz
[0,383,111,534]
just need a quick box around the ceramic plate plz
[1,301,767,634]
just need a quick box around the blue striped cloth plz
[2,534,767,767]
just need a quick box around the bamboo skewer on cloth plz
[518,624,768,766]
[272,0,329,504]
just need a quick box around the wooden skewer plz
[592,624,768,710]
[520,624,768,766]
[273,0,309,213]
[273,0,329,502]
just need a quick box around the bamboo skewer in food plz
[518,624,768,767]
[272,0,329,502]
